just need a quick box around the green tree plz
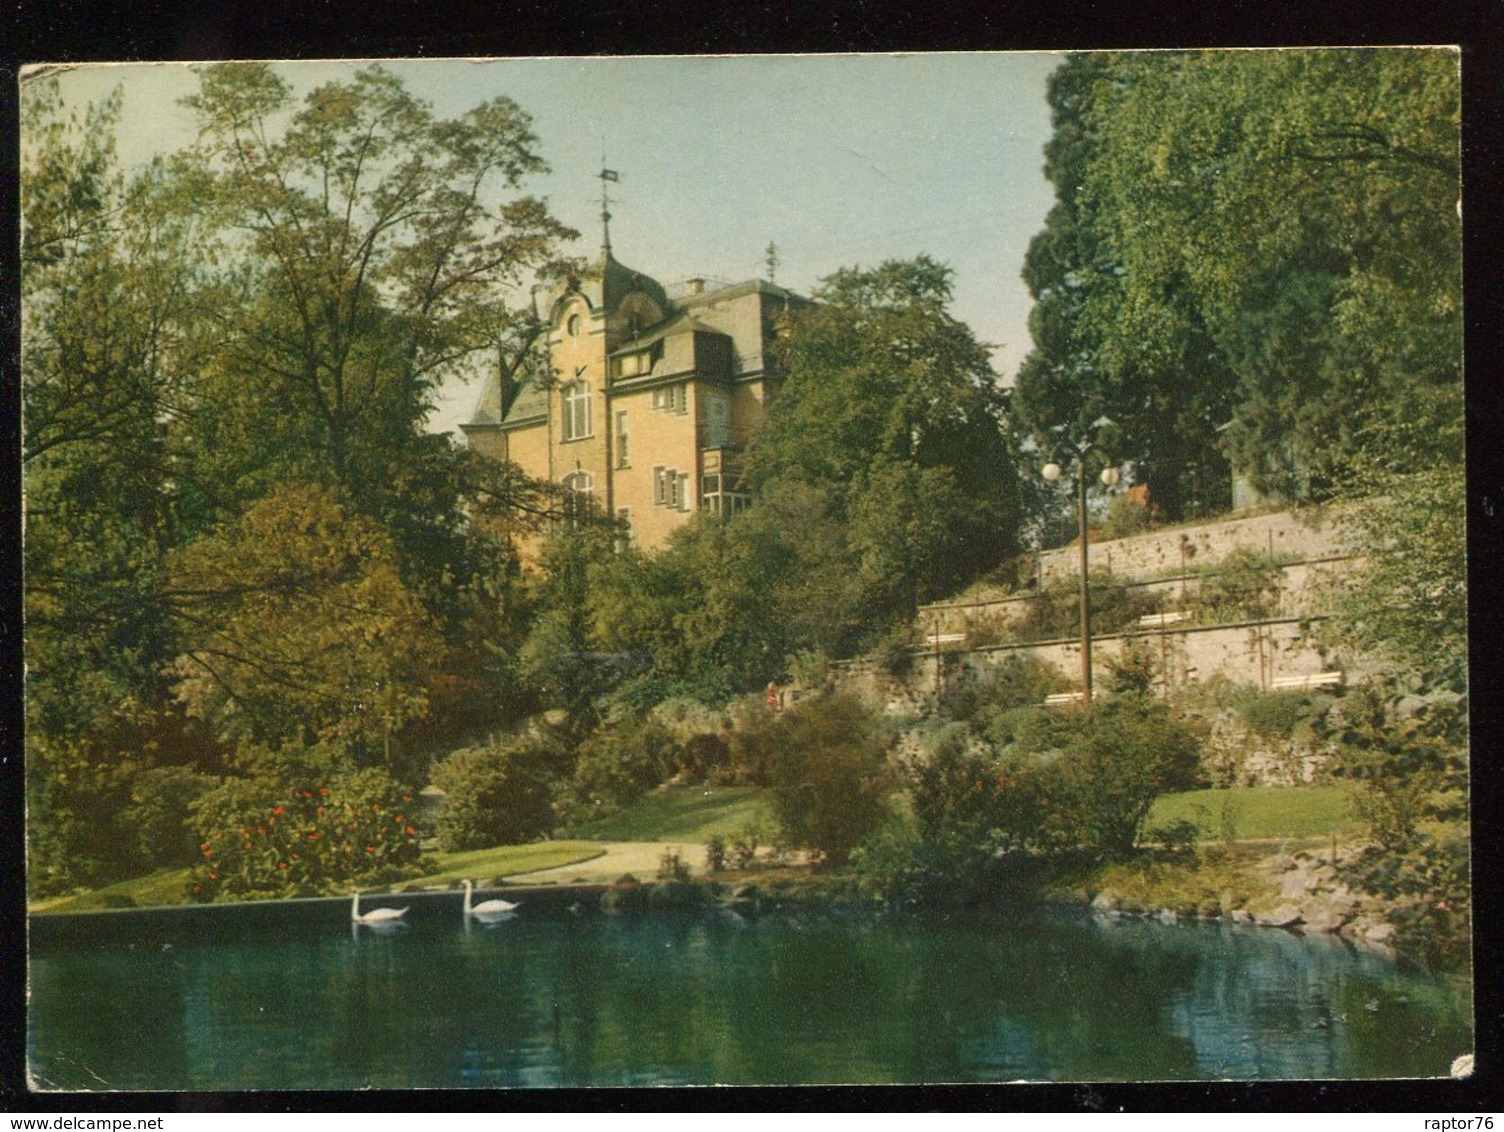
[1016,50,1460,511]
[748,256,1025,625]
[174,62,576,615]
[1324,459,1467,693]
[168,482,442,760]
[517,519,625,732]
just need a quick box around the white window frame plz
[652,384,688,415]
[615,410,630,468]
[562,381,592,441]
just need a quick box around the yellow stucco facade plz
[462,247,808,553]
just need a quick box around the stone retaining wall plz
[835,616,1358,718]
[1038,507,1348,583]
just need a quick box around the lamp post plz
[1042,441,1120,702]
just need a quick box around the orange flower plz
[272,805,285,815]
[405,826,416,836]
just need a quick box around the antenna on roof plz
[599,165,619,254]
[764,241,780,284]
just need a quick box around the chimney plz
[685,278,705,296]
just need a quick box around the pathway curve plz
[502,841,702,886]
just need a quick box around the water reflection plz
[28,906,1471,1089]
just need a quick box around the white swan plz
[351,890,409,925]
[463,880,521,917]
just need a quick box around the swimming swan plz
[351,890,409,924]
[463,880,521,917]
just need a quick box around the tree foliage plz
[749,256,1025,620]
[759,694,896,867]
[430,735,566,851]
[1015,50,1461,514]
[169,482,442,757]
[23,66,577,892]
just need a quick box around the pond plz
[28,895,1472,1089]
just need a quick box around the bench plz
[1137,611,1190,628]
[1270,671,1344,690]
[1044,691,1086,706]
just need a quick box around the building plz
[461,229,809,551]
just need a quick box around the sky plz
[36,53,1063,440]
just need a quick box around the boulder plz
[1299,901,1350,934]
[1255,904,1305,928]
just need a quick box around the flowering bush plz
[186,767,420,900]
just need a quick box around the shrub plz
[704,835,727,874]
[679,732,731,783]
[572,717,681,810]
[188,767,421,901]
[1192,546,1281,623]
[764,694,895,867]
[1234,689,1331,739]
[939,654,1063,725]
[1015,571,1163,643]
[127,765,219,869]
[729,826,762,870]
[26,736,137,896]
[1104,490,1151,539]
[1045,697,1206,856]
[657,847,690,881]
[1105,641,1157,696]
[431,735,565,852]
[904,731,1044,884]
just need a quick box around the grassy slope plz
[1147,785,1358,840]
[566,785,776,842]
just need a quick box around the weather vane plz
[599,165,619,252]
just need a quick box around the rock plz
[1280,872,1312,899]
[1091,892,1119,912]
[1047,887,1091,906]
[1299,903,1350,934]
[1255,904,1305,928]
[1362,921,1396,943]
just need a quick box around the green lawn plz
[1149,785,1358,840]
[566,785,776,842]
[417,840,604,885]
[31,840,605,914]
